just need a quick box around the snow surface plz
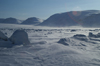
[0,24,100,66]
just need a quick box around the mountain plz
[1,17,19,24]
[0,18,5,23]
[38,10,100,27]
[21,17,43,25]
[82,14,100,27]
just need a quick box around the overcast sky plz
[0,0,100,20]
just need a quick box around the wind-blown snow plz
[0,24,100,66]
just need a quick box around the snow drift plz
[0,31,8,41]
[0,27,100,66]
[9,30,30,45]
[0,31,13,48]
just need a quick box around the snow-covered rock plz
[89,32,100,38]
[88,32,96,37]
[9,30,30,45]
[58,38,69,45]
[2,17,19,24]
[0,31,8,41]
[21,17,43,25]
[97,33,100,37]
[0,31,12,48]
[73,34,88,41]
[38,10,100,27]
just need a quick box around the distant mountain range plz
[0,17,43,25]
[38,10,100,27]
[0,10,100,27]
[0,18,5,23]
[21,17,43,25]
[0,18,22,24]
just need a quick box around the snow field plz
[0,24,100,66]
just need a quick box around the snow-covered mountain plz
[1,17,20,24]
[38,10,100,27]
[21,17,43,25]
[82,14,100,27]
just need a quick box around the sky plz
[0,0,100,20]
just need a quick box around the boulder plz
[73,34,88,41]
[9,30,30,45]
[88,32,100,38]
[58,38,69,46]
[88,32,96,37]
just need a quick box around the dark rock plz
[73,34,88,41]
[58,38,69,46]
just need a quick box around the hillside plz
[0,18,5,23]
[1,17,20,24]
[82,14,100,27]
[38,10,100,27]
[21,17,43,25]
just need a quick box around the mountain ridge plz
[38,10,100,27]
[21,17,43,25]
